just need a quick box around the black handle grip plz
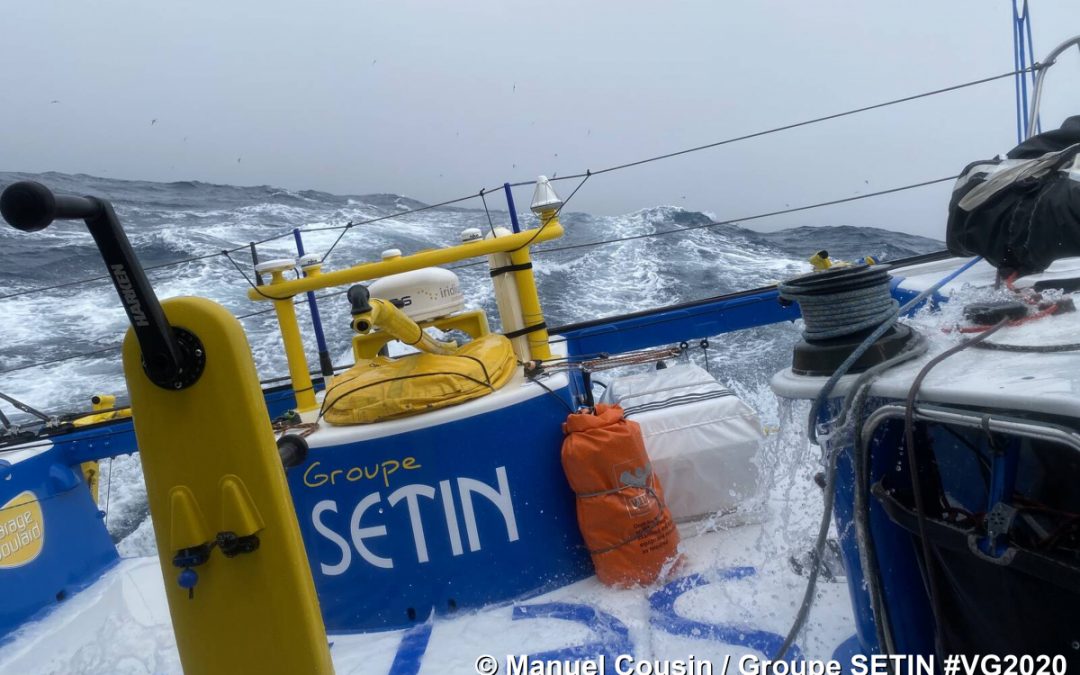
[0,181,102,231]
[0,180,204,390]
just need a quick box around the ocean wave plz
[0,170,941,419]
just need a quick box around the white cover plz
[368,266,465,322]
[599,364,763,522]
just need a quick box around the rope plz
[304,193,488,233]
[0,67,1032,304]
[508,170,591,254]
[902,320,1009,647]
[451,174,958,272]
[778,266,898,341]
[221,249,281,300]
[0,249,241,302]
[479,189,497,237]
[0,173,959,375]
[806,255,984,445]
[2,172,955,312]
[771,332,928,661]
[0,67,1033,374]
[542,176,959,256]
[505,67,1035,188]
[524,371,575,414]
[0,173,959,377]
[771,262,989,657]
[318,222,354,265]
[531,346,683,374]
[0,345,123,376]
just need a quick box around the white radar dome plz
[369,267,464,322]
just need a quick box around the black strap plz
[489,262,533,278]
[504,322,547,339]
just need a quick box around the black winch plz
[779,264,919,376]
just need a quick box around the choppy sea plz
[0,170,942,552]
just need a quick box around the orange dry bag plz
[561,404,681,587]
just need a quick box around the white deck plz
[0,520,856,674]
[773,256,1080,419]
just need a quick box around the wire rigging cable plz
[0,66,1035,304]
[0,174,959,377]
[506,67,1037,187]
[451,174,959,269]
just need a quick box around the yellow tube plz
[247,221,565,302]
[273,296,317,412]
[509,211,557,361]
[81,462,100,504]
[72,393,131,428]
[352,299,457,355]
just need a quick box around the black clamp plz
[216,531,261,558]
[504,322,547,340]
[171,530,261,599]
[489,262,533,277]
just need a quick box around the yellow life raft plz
[321,333,517,425]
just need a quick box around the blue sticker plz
[513,602,633,675]
[649,567,805,662]
[831,634,862,673]
[388,621,434,675]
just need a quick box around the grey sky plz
[2,1,1079,237]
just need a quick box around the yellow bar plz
[81,462,100,504]
[352,309,489,361]
[274,296,317,412]
[352,299,456,355]
[247,221,565,301]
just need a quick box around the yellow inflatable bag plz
[321,333,518,425]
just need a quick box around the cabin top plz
[772,256,1080,420]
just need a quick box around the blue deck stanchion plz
[293,228,335,376]
[504,183,521,233]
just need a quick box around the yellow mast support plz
[272,294,317,412]
[262,266,317,412]
[509,210,558,361]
